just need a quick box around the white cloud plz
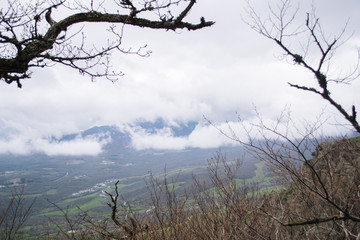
[33,137,108,156]
[0,135,109,156]
[0,138,32,155]
[130,123,236,150]
[129,106,355,151]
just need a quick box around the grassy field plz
[46,189,57,195]
[41,197,106,216]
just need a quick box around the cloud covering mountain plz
[0,0,359,155]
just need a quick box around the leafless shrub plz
[214,108,360,239]
[0,186,35,240]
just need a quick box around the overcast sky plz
[1,0,359,155]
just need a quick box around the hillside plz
[48,136,359,239]
[1,132,359,239]
[256,136,360,239]
[0,124,265,238]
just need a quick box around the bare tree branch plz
[0,0,214,87]
[244,0,360,133]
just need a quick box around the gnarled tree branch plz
[0,0,214,87]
